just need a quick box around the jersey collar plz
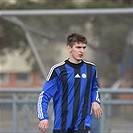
[65,59,84,69]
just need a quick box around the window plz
[17,73,31,83]
[0,73,8,83]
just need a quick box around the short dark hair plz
[67,33,87,47]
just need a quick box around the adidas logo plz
[75,74,80,78]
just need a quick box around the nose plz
[81,47,84,53]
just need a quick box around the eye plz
[83,46,86,49]
[77,46,82,49]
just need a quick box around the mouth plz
[79,54,83,58]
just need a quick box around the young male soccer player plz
[37,33,102,133]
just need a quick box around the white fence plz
[0,88,133,133]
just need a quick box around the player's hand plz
[90,102,103,119]
[38,119,49,133]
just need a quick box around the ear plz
[67,45,72,53]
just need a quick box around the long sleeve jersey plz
[37,59,100,132]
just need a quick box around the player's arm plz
[90,66,102,119]
[37,68,58,132]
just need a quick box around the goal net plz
[0,8,133,133]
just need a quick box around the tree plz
[0,0,132,83]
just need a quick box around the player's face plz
[67,42,86,63]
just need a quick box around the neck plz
[68,58,82,64]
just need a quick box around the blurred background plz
[0,0,133,133]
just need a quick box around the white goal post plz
[0,8,133,16]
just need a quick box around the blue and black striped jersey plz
[37,59,100,132]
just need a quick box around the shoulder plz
[83,60,98,76]
[83,60,96,67]
[51,61,66,70]
[46,61,65,81]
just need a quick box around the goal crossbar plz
[0,8,133,16]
